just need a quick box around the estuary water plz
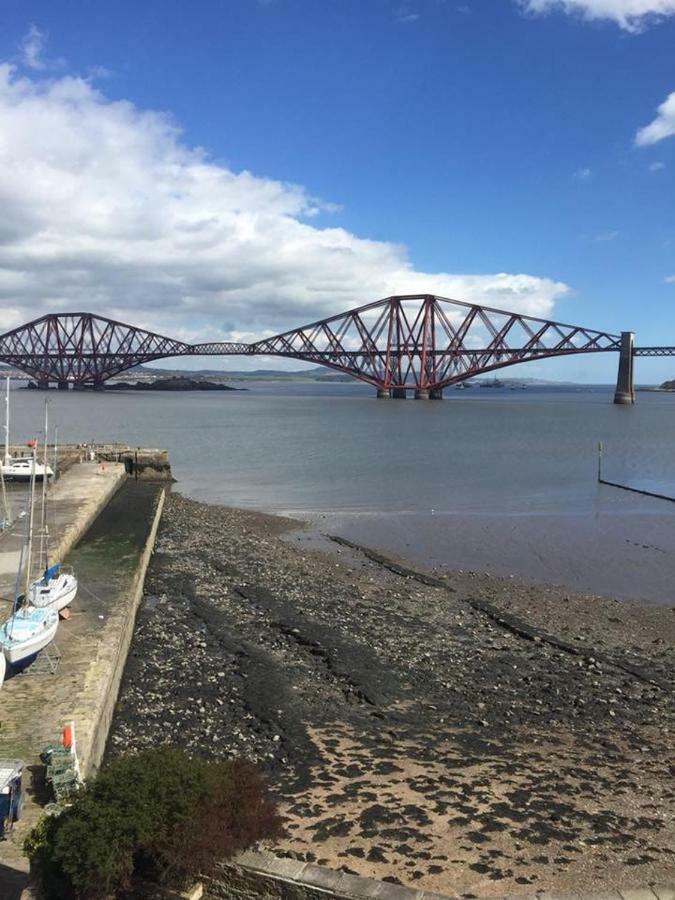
[7,381,675,605]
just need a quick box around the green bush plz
[25,748,283,899]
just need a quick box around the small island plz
[659,379,675,391]
[106,376,242,392]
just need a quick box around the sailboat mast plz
[4,376,9,465]
[40,401,49,571]
[0,461,9,529]
[23,445,37,601]
[8,486,30,636]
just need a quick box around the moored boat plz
[2,378,53,481]
[0,606,59,666]
[1,457,54,482]
[28,564,78,612]
[26,402,78,613]
[0,441,59,668]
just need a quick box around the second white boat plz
[28,564,78,613]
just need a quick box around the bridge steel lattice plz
[0,295,672,402]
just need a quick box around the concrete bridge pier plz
[429,388,444,400]
[37,379,49,390]
[58,381,70,391]
[376,387,391,399]
[414,388,430,400]
[614,331,635,405]
[391,388,407,399]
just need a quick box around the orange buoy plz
[61,724,73,749]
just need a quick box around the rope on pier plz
[598,478,675,504]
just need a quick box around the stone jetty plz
[0,457,165,891]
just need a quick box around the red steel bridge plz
[0,294,673,403]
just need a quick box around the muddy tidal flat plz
[108,494,675,896]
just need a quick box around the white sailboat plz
[1,378,54,482]
[0,448,59,668]
[27,403,78,613]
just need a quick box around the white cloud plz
[636,92,675,146]
[573,167,593,181]
[594,230,619,241]
[395,10,421,22]
[518,0,675,31]
[665,275,675,282]
[19,25,50,71]
[649,161,666,171]
[0,61,569,347]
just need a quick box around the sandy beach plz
[108,493,675,897]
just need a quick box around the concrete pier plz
[376,387,390,399]
[429,388,443,400]
[391,388,407,399]
[0,459,166,885]
[614,331,635,405]
[414,388,430,400]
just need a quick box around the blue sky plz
[0,0,674,381]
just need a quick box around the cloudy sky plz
[0,0,674,379]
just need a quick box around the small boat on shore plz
[26,403,77,613]
[0,606,59,667]
[28,564,78,613]
[0,442,59,668]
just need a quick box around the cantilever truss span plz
[0,294,643,390]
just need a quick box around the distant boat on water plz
[2,378,53,482]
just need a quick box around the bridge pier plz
[93,380,105,392]
[37,379,49,390]
[391,388,407,399]
[414,388,430,400]
[376,387,390,399]
[429,388,443,400]
[58,381,70,391]
[614,332,635,405]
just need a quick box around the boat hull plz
[0,609,59,666]
[2,473,50,482]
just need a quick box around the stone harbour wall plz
[206,851,450,900]
[76,487,166,777]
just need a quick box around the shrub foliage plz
[25,748,283,899]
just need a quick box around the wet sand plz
[108,494,675,896]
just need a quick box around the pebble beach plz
[108,493,675,897]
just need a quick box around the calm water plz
[7,381,675,605]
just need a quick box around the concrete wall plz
[75,488,166,777]
[97,447,173,481]
[206,851,449,900]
